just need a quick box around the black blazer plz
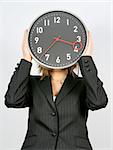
[4,56,108,150]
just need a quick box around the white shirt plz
[53,95,56,102]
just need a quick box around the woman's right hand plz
[21,29,32,62]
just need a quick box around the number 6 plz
[56,56,60,63]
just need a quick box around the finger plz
[81,30,91,56]
[88,31,93,49]
[24,29,28,42]
[22,29,28,51]
[88,31,93,45]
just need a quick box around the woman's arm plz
[4,59,32,108]
[78,31,108,110]
[4,29,33,108]
[78,56,108,110]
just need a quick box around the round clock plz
[28,10,88,69]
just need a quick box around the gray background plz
[0,1,112,150]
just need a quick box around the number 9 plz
[35,37,39,43]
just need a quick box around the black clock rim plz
[28,10,88,69]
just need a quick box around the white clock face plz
[28,11,88,69]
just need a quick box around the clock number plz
[45,54,50,61]
[37,47,42,54]
[76,36,81,42]
[66,19,70,26]
[74,45,79,52]
[73,26,78,32]
[54,17,60,23]
[56,56,61,63]
[44,19,50,26]
[67,53,71,60]
[34,37,39,43]
[36,27,43,34]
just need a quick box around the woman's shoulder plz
[29,75,42,80]
[71,72,86,86]
[71,71,83,80]
[29,75,42,87]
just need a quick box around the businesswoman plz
[4,29,108,150]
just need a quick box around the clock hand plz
[53,37,83,51]
[39,36,61,58]
[72,41,83,51]
[53,37,73,45]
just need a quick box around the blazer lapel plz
[55,72,79,105]
[39,75,56,110]
[39,72,79,110]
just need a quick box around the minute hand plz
[53,37,82,51]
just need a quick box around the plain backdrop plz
[0,1,112,150]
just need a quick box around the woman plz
[4,29,108,150]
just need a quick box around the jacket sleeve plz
[4,59,33,108]
[78,56,108,111]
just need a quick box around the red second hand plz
[39,36,61,59]
[72,41,83,51]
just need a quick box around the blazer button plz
[84,59,88,63]
[15,67,18,70]
[86,68,90,71]
[51,112,56,116]
[17,63,20,66]
[51,132,57,137]
[84,63,89,67]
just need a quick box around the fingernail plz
[25,29,28,33]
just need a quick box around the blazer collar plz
[39,72,79,111]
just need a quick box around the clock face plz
[28,11,88,69]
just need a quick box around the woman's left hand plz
[81,31,93,56]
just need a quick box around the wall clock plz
[28,10,88,69]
